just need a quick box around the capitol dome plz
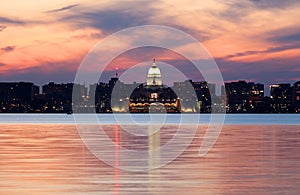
[147,59,162,86]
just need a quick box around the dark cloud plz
[216,2,251,22]
[275,33,300,43]
[221,42,300,59]
[58,1,168,34]
[64,11,149,32]
[0,16,25,25]
[248,0,300,9]
[0,60,78,86]
[45,4,79,13]
[268,27,300,43]
[1,46,15,52]
[0,25,6,32]
[71,32,102,40]
[215,0,300,23]
[1,0,298,88]
[0,46,16,55]
[58,1,212,42]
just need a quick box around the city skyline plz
[0,76,298,96]
[1,59,298,113]
[0,78,299,113]
[1,1,300,87]
[1,78,299,90]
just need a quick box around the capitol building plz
[128,59,180,113]
[111,59,199,113]
[146,59,162,86]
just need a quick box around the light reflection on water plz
[0,124,300,194]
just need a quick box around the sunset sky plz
[1,0,300,90]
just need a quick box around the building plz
[43,82,87,113]
[90,82,111,112]
[0,82,35,112]
[225,81,250,113]
[109,60,225,113]
[225,81,267,113]
[128,60,179,113]
[146,59,162,86]
[107,59,179,113]
[292,81,300,112]
[248,82,267,113]
[249,82,264,97]
[192,81,212,113]
[270,84,292,113]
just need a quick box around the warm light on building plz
[146,59,162,86]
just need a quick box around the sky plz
[1,0,300,90]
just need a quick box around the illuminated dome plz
[147,59,162,86]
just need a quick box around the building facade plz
[146,59,162,86]
[270,84,292,113]
[292,81,300,113]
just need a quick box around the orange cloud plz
[0,0,300,84]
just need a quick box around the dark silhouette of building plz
[225,81,251,113]
[248,82,267,113]
[292,81,300,113]
[0,79,300,113]
[0,82,36,112]
[270,84,292,113]
[172,80,198,112]
[225,81,267,113]
[90,82,111,113]
[191,81,214,113]
[43,82,87,113]
[89,77,128,113]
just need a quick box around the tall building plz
[248,82,264,97]
[225,81,250,113]
[146,59,162,86]
[43,82,87,112]
[248,82,266,113]
[270,84,292,113]
[173,80,197,112]
[90,82,110,112]
[191,81,212,112]
[0,82,35,112]
[292,81,300,112]
[225,81,268,113]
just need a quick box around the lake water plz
[0,114,299,125]
[0,115,300,194]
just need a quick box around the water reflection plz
[114,124,119,195]
[0,124,300,194]
[148,125,161,169]
[148,125,161,194]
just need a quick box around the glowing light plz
[114,125,119,195]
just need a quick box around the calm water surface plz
[0,124,300,194]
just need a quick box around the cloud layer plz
[45,4,80,13]
[0,0,299,87]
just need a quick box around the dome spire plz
[115,66,119,77]
[152,58,156,67]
